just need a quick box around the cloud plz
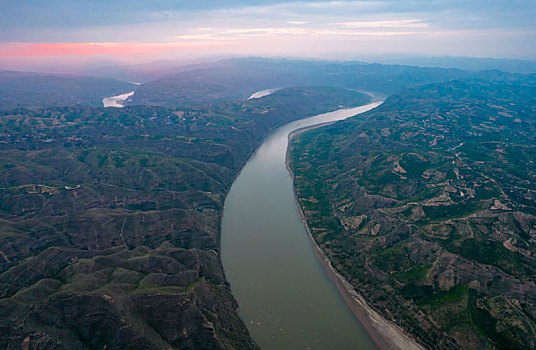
[337,19,429,28]
[0,41,236,57]
[207,1,387,19]
[175,34,218,40]
[176,26,428,40]
[0,0,534,60]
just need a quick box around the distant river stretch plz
[221,101,382,349]
[102,91,135,108]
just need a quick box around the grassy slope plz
[0,87,370,349]
[290,78,536,350]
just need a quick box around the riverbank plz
[222,102,381,349]
[287,125,425,350]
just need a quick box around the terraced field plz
[290,78,536,349]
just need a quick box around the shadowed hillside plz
[0,86,370,349]
[128,58,471,107]
[0,71,136,109]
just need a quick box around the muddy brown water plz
[221,102,382,349]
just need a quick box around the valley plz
[1,57,535,350]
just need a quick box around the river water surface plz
[102,91,135,107]
[221,101,382,349]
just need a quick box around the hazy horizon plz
[1,0,535,72]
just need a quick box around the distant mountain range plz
[371,56,536,74]
[0,71,136,109]
[2,57,534,110]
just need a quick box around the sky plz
[0,0,535,68]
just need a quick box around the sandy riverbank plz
[286,127,425,350]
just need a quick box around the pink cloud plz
[0,41,234,57]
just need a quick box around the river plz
[248,88,279,100]
[102,91,135,107]
[221,101,382,349]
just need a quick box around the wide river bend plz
[221,101,382,349]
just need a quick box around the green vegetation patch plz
[445,238,527,277]
[372,243,414,272]
[399,153,431,178]
[423,200,481,221]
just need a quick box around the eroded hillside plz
[0,87,370,349]
[290,78,536,349]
